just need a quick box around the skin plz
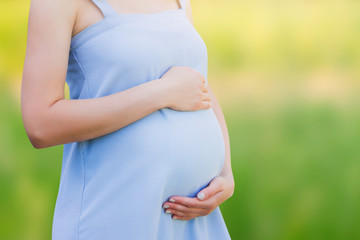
[22,0,234,221]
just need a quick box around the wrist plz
[150,78,172,109]
[219,170,235,196]
[219,168,234,183]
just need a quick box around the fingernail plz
[169,198,175,202]
[165,210,172,214]
[163,204,169,209]
[173,216,178,219]
[197,192,205,200]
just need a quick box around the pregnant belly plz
[160,108,225,196]
[83,107,225,199]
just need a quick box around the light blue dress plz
[52,0,231,239]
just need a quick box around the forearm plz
[23,79,167,149]
[208,85,234,181]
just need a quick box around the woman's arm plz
[161,86,235,221]
[22,0,210,149]
[161,0,234,220]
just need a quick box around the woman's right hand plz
[159,66,211,111]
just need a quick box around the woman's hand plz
[159,66,211,111]
[161,175,235,220]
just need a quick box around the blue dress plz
[52,0,231,239]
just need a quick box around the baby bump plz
[82,108,225,197]
[161,108,225,196]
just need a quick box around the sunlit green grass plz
[221,102,360,239]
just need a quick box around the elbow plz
[21,98,60,149]
[22,109,54,149]
[26,127,49,149]
[25,121,63,149]
[23,117,52,149]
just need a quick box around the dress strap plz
[91,0,118,18]
[179,0,187,10]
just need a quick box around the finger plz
[197,177,224,201]
[201,76,206,84]
[164,208,200,218]
[200,101,212,109]
[166,196,209,209]
[202,84,208,93]
[201,93,210,101]
[205,101,212,109]
[167,201,217,219]
[163,196,220,217]
[163,202,205,215]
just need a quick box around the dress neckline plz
[70,0,189,48]
[71,8,188,49]
[93,0,185,17]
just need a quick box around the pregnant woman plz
[21,0,234,239]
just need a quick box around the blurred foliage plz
[195,0,360,76]
[1,0,360,240]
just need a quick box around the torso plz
[52,1,230,238]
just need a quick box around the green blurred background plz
[1,0,360,239]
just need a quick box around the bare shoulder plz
[28,0,81,39]
[23,0,82,105]
[29,0,79,16]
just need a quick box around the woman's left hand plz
[162,175,235,220]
